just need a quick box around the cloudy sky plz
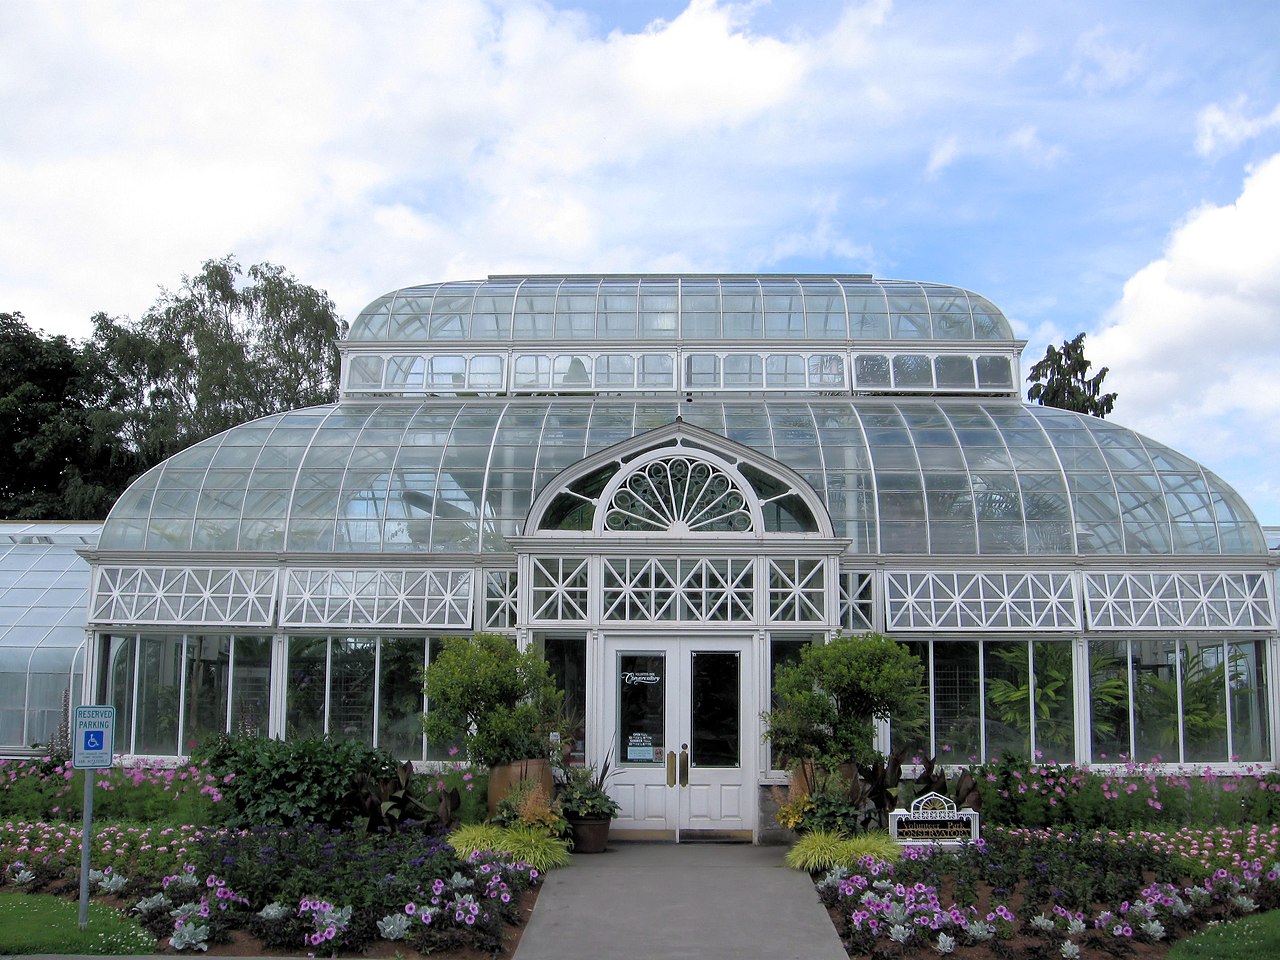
[4,0,1280,523]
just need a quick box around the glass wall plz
[893,638,1077,764]
[106,633,274,757]
[1089,636,1270,764]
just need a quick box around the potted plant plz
[557,759,620,854]
[423,633,564,813]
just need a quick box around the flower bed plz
[1,819,541,955]
[817,826,1280,958]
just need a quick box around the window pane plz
[107,636,136,755]
[1229,639,1270,762]
[540,634,587,764]
[1132,639,1179,762]
[230,636,272,739]
[330,637,376,744]
[184,634,230,752]
[378,638,426,760]
[137,636,182,755]
[1180,638,1228,763]
[932,641,980,760]
[892,640,930,760]
[691,652,739,768]
[984,640,1030,763]
[287,637,327,740]
[1088,640,1131,763]
[618,653,665,765]
[1032,641,1075,763]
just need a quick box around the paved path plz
[513,841,849,960]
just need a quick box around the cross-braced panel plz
[839,571,875,632]
[91,565,277,626]
[767,558,826,623]
[484,570,518,630]
[530,557,589,622]
[884,571,1079,631]
[1084,572,1275,630]
[280,568,472,628]
[604,455,754,533]
[601,557,754,622]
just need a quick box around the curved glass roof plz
[348,276,1015,344]
[1,522,94,749]
[99,399,1263,558]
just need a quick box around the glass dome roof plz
[99,398,1263,558]
[348,276,1015,344]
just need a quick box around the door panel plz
[604,636,755,839]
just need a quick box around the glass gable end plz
[99,399,1264,558]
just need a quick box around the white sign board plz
[72,705,116,770]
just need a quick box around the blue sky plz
[3,1,1280,523]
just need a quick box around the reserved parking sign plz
[72,705,116,770]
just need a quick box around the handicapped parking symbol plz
[83,730,103,751]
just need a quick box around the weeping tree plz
[1026,332,1117,418]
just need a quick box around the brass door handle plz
[666,750,677,787]
[678,745,689,787]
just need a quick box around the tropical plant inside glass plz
[986,642,1127,756]
[1132,647,1231,760]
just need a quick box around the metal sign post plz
[72,705,115,930]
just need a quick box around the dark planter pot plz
[568,815,612,854]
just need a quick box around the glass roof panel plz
[98,399,1264,558]
[349,276,1015,344]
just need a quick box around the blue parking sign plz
[72,706,115,770]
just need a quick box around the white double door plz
[600,635,756,840]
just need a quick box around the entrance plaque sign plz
[889,792,980,846]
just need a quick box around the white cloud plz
[1196,96,1280,157]
[925,136,960,179]
[1065,26,1143,94]
[1092,152,1280,521]
[1006,125,1064,168]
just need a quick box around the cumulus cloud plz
[1092,152,1280,520]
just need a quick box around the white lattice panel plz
[529,557,589,622]
[280,568,472,628]
[484,570,518,630]
[766,558,826,624]
[839,571,875,632]
[601,557,754,622]
[1084,571,1274,630]
[91,565,277,626]
[885,571,1079,631]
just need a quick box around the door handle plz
[666,750,677,787]
[678,744,689,787]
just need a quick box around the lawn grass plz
[1167,909,1280,960]
[0,890,155,955]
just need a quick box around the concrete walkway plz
[513,841,848,960]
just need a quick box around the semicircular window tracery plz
[603,456,755,534]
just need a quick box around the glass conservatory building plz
[66,274,1279,840]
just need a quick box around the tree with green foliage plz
[763,632,924,769]
[88,255,347,466]
[1026,331,1117,418]
[423,634,564,769]
[0,312,131,519]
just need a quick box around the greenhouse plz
[4,274,1278,841]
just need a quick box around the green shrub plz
[840,831,903,863]
[191,734,404,828]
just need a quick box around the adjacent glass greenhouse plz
[9,274,1276,841]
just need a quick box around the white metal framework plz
[885,571,1080,631]
[279,568,473,628]
[1084,571,1274,631]
[91,565,278,627]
